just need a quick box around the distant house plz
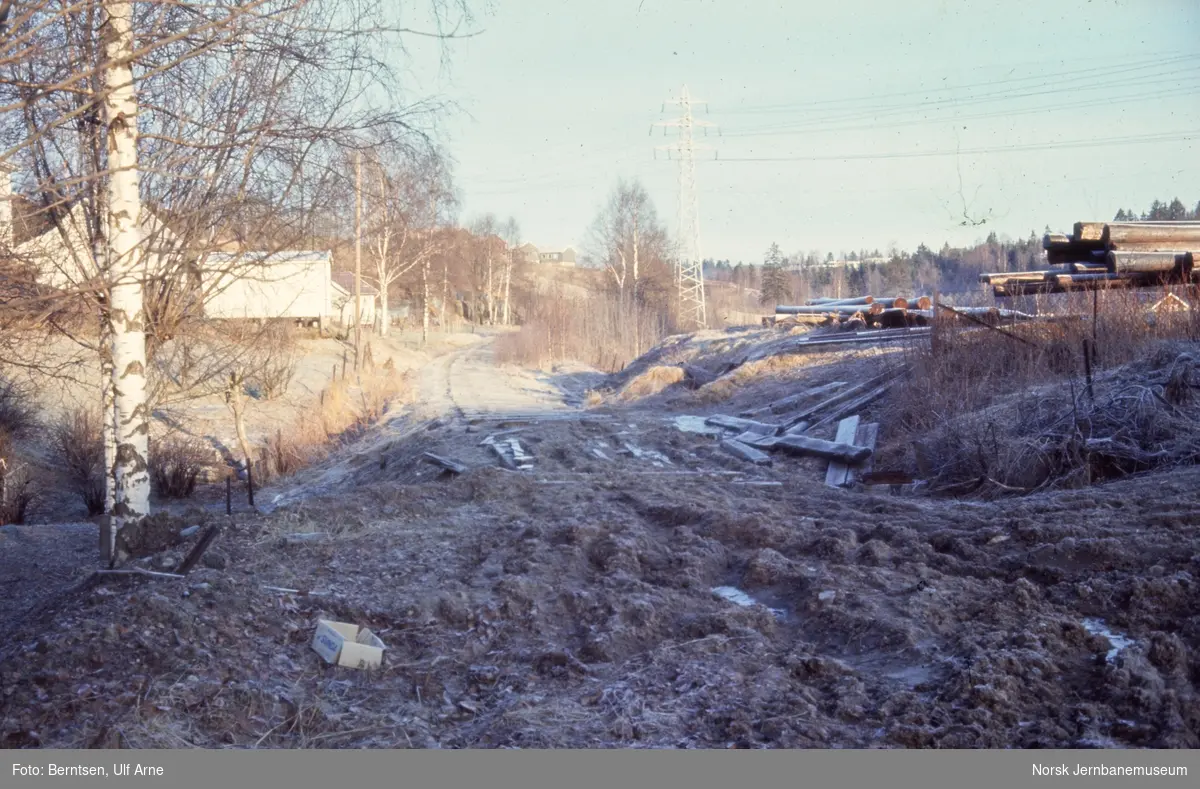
[330,270,378,327]
[509,242,577,267]
[200,250,334,324]
[514,243,540,266]
[538,247,577,266]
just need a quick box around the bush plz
[0,374,37,440]
[149,436,214,499]
[0,430,34,525]
[49,408,106,516]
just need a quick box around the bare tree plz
[0,0,476,559]
[468,213,500,324]
[500,216,520,326]
[584,180,669,302]
[362,143,455,336]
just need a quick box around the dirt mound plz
[615,365,688,401]
[3,455,1199,749]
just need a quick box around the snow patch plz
[711,586,785,619]
[1082,618,1134,663]
[673,416,723,435]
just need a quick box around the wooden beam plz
[422,452,468,474]
[740,381,847,418]
[807,380,896,433]
[782,368,901,431]
[720,439,773,466]
[824,416,861,487]
[773,434,872,464]
[704,414,780,435]
[846,422,879,486]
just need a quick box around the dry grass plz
[882,286,1200,493]
[615,365,686,401]
[256,368,413,484]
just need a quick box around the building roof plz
[331,270,379,296]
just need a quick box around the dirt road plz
[416,337,588,421]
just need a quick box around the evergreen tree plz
[759,242,791,305]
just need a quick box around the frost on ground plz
[1,333,1198,750]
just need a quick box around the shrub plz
[49,408,106,516]
[0,374,37,439]
[0,431,34,525]
[149,435,215,499]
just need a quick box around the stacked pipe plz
[772,295,934,331]
[982,221,1200,298]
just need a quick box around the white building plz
[330,270,378,327]
[200,250,334,323]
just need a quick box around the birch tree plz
[500,216,519,326]
[101,0,149,535]
[1,0,475,559]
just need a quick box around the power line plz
[726,53,1200,116]
[715,128,1200,163]
[725,65,1200,137]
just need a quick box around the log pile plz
[769,295,933,331]
[983,220,1200,298]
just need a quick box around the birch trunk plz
[378,276,390,337]
[421,258,430,346]
[102,0,150,547]
[441,261,449,332]
[502,260,512,326]
[99,300,116,515]
[486,251,494,325]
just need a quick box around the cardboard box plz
[311,619,386,669]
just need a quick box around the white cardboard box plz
[311,619,386,669]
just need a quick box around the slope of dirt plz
[2,331,1198,750]
[1,460,1197,749]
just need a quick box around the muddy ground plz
[1,333,1198,749]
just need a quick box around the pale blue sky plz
[406,0,1200,261]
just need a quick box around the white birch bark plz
[101,0,150,542]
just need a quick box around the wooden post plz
[246,463,255,507]
[354,150,363,371]
[1083,339,1094,402]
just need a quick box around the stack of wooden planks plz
[983,221,1200,298]
[700,369,905,485]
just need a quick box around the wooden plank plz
[807,381,895,433]
[704,414,781,435]
[422,452,468,474]
[773,434,872,464]
[489,442,517,470]
[721,439,773,466]
[782,368,900,431]
[173,524,220,576]
[824,416,861,487]
[846,422,879,486]
[747,381,847,417]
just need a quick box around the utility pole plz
[354,150,362,370]
[653,85,716,329]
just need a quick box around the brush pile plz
[913,342,1200,494]
[983,221,1200,298]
